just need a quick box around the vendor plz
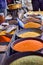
[0,0,7,16]
[32,0,43,11]
[7,0,14,5]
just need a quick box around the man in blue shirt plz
[0,0,7,16]
[32,0,43,11]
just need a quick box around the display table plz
[0,11,43,65]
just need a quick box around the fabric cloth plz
[32,0,43,11]
[22,0,33,10]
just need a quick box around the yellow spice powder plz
[0,31,6,35]
[19,32,40,38]
[24,22,41,28]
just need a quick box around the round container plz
[15,28,42,40]
[0,25,17,36]
[10,38,43,55]
[18,15,42,29]
[8,4,22,10]
[3,52,43,65]
[22,17,42,29]
[0,36,11,42]
[24,22,41,28]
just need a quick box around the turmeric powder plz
[19,32,40,38]
[24,22,41,28]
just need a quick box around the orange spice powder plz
[24,22,41,28]
[0,36,11,42]
[13,40,43,52]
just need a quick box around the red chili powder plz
[0,36,11,42]
[13,40,43,52]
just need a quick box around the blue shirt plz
[0,0,7,9]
